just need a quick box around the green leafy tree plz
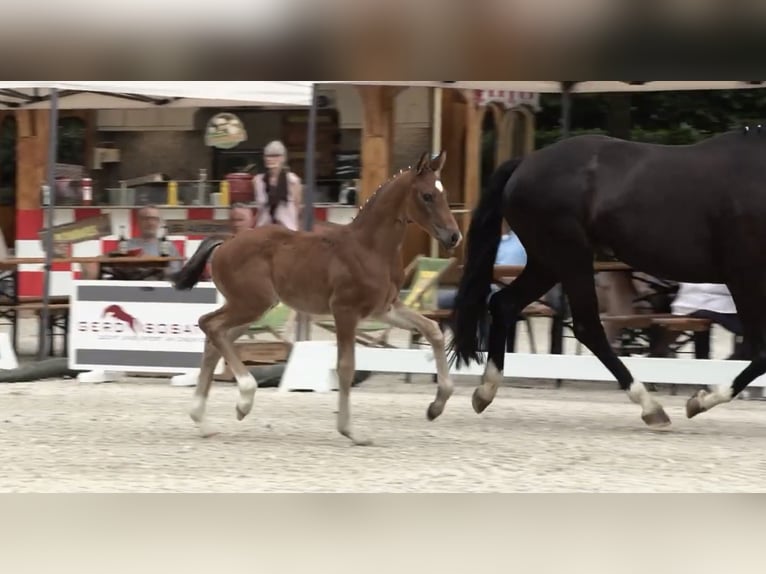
[535,89,766,149]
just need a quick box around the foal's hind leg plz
[199,303,269,421]
[380,300,454,420]
[190,323,250,437]
[473,262,557,413]
[561,271,671,429]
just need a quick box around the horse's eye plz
[422,193,434,203]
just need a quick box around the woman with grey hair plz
[253,140,303,231]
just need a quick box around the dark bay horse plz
[449,128,766,429]
[173,151,462,445]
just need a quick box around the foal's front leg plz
[332,310,372,446]
[380,300,454,420]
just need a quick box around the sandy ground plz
[1,373,765,493]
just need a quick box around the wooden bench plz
[652,316,712,332]
[599,313,675,329]
[0,298,70,356]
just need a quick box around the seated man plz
[438,222,562,350]
[437,221,527,310]
[669,282,748,360]
[81,205,182,280]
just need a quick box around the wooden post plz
[440,89,466,207]
[356,85,400,204]
[15,109,50,211]
[496,109,513,164]
[463,95,482,213]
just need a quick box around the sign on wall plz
[68,280,224,373]
[39,214,112,258]
[204,112,247,149]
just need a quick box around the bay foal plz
[174,151,462,445]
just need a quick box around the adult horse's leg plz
[687,284,766,417]
[473,262,558,413]
[190,321,250,437]
[331,308,370,446]
[199,303,266,422]
[561,270,671,428]
[379,300,454,420]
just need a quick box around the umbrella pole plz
[295,83,318,342]
[38,88,59,361]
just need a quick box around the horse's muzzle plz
[438,229,463,250]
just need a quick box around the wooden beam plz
[496,109,513,165]
[440,89,466,206]
[15,109,50,210]
[463,97,482,212]
[356,85,401,204]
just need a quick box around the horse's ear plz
[416,151,430,174]
[429,150,446,174]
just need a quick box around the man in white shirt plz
[670,282,747,360]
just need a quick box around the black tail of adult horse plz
[448,158,522,368]
[172,235,228,290]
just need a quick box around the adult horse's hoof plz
[426,401,443,421]
[641,407,672,429]
[686,390,708,419]
[472,388,492,414]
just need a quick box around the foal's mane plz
[350,167,414,226]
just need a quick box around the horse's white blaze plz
[435,180,444,193]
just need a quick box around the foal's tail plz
[448,157,523,368]
[172,234,229,291]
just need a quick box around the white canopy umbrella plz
[0,81,314,109]
[319,81,766,94]
[0,81,314,358]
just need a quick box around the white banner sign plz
[68,280,224,373]
[473,90,541,111]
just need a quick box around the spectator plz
[438,222,563,350]
[228,202,254,234]
[81,204,182,280]
[253,140,303,231]
[669,282,748,360]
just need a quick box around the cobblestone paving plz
[1,376,765,492]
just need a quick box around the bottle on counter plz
[167,180,178,206]
[81,177,93,206]
[118,226,128,254]
[159,226,171,257]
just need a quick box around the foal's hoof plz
[641,407,672,429]
[471,388,492,414]
[686,390,708,419]
[236,405,250,421]
[426,401,444,421]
